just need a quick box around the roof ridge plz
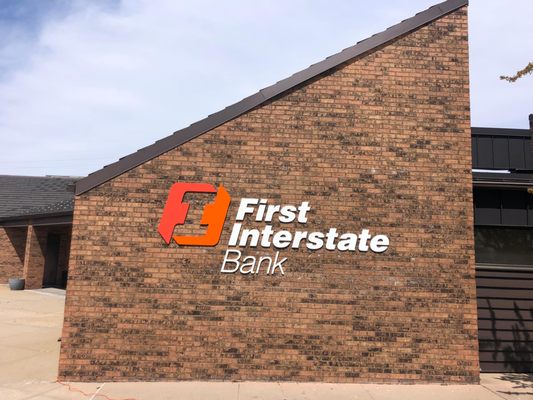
[76,0,468,195]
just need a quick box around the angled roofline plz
[76,0,468,195]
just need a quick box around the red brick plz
[59,7,479,383]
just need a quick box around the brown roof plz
[76,0,468,195]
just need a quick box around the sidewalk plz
[3,375,533,400]
[0,285,532,400]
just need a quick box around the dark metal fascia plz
[472,127,532,138]
[476,264,533,273]
[473,182,533,189]
[0,212,73,227]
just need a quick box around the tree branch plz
[500,62,533,82]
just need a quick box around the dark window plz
[501,190,528,225]
[475,227,533,266]
[474,188,533,227]
[529,194,533,226]
[474,188,501,225]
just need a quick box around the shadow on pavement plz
[495,373,533,396]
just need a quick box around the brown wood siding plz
[476,267,533,372]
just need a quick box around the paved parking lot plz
[0,285,531,400]
[0,285,64,387]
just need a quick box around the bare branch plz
[500,62,533,82]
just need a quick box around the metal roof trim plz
[0,211,73,227]
[473,171,533,188]
[472,127,532,138]
[76,0,468,195]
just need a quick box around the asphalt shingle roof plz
[0,175,79,220]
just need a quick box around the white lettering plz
[358,229,371,251]
[325,228,339,250]
[228,223,242,246]
[297,201,311,223]
[239,228,260,247]
[255,199,268,221]
[264,204,281,222]
[256,256,272,274]
[219,250,286,275]
[291,231,308,248]
[222,199,390,276]
[370,235,389,253]
[337,233,357,251]
[236,198,258,221]
[260,225,274,247]
[221,249,241,273]
[268,252,286,275]
[272,230,292,249]
[279,205,297,223]
[239,256,256,274]
[306,231,324,250]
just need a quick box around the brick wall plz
[59,7,479,383]
[0,224,72,289]
[0,227,27,282]
[23,225,48,289]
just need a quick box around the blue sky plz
[0,0,532,177]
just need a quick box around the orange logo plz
[158,183,231,246]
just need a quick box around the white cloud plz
[0,0,531,176]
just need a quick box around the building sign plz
[158,182,389,275]
[158,182,230,246]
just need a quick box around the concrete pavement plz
[0,284,532,400]
[0,285,64,386]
